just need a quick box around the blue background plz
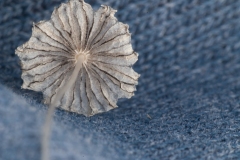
[1,0,240,159]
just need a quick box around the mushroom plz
[16,1,139,159]
[16,0,139,117]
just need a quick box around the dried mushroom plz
[16,0,139,116]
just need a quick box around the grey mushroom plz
[16,0,139,117]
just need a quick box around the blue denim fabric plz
[1,0,240,159]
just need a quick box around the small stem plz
[41,103,56,160]
[41,55,84,160]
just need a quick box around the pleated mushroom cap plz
[15,0,140,116]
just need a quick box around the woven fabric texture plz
[1,0,240,159]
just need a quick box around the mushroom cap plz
[15,0,139,116]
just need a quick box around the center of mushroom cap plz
[52,50,89,109]
[74,50,89,65]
